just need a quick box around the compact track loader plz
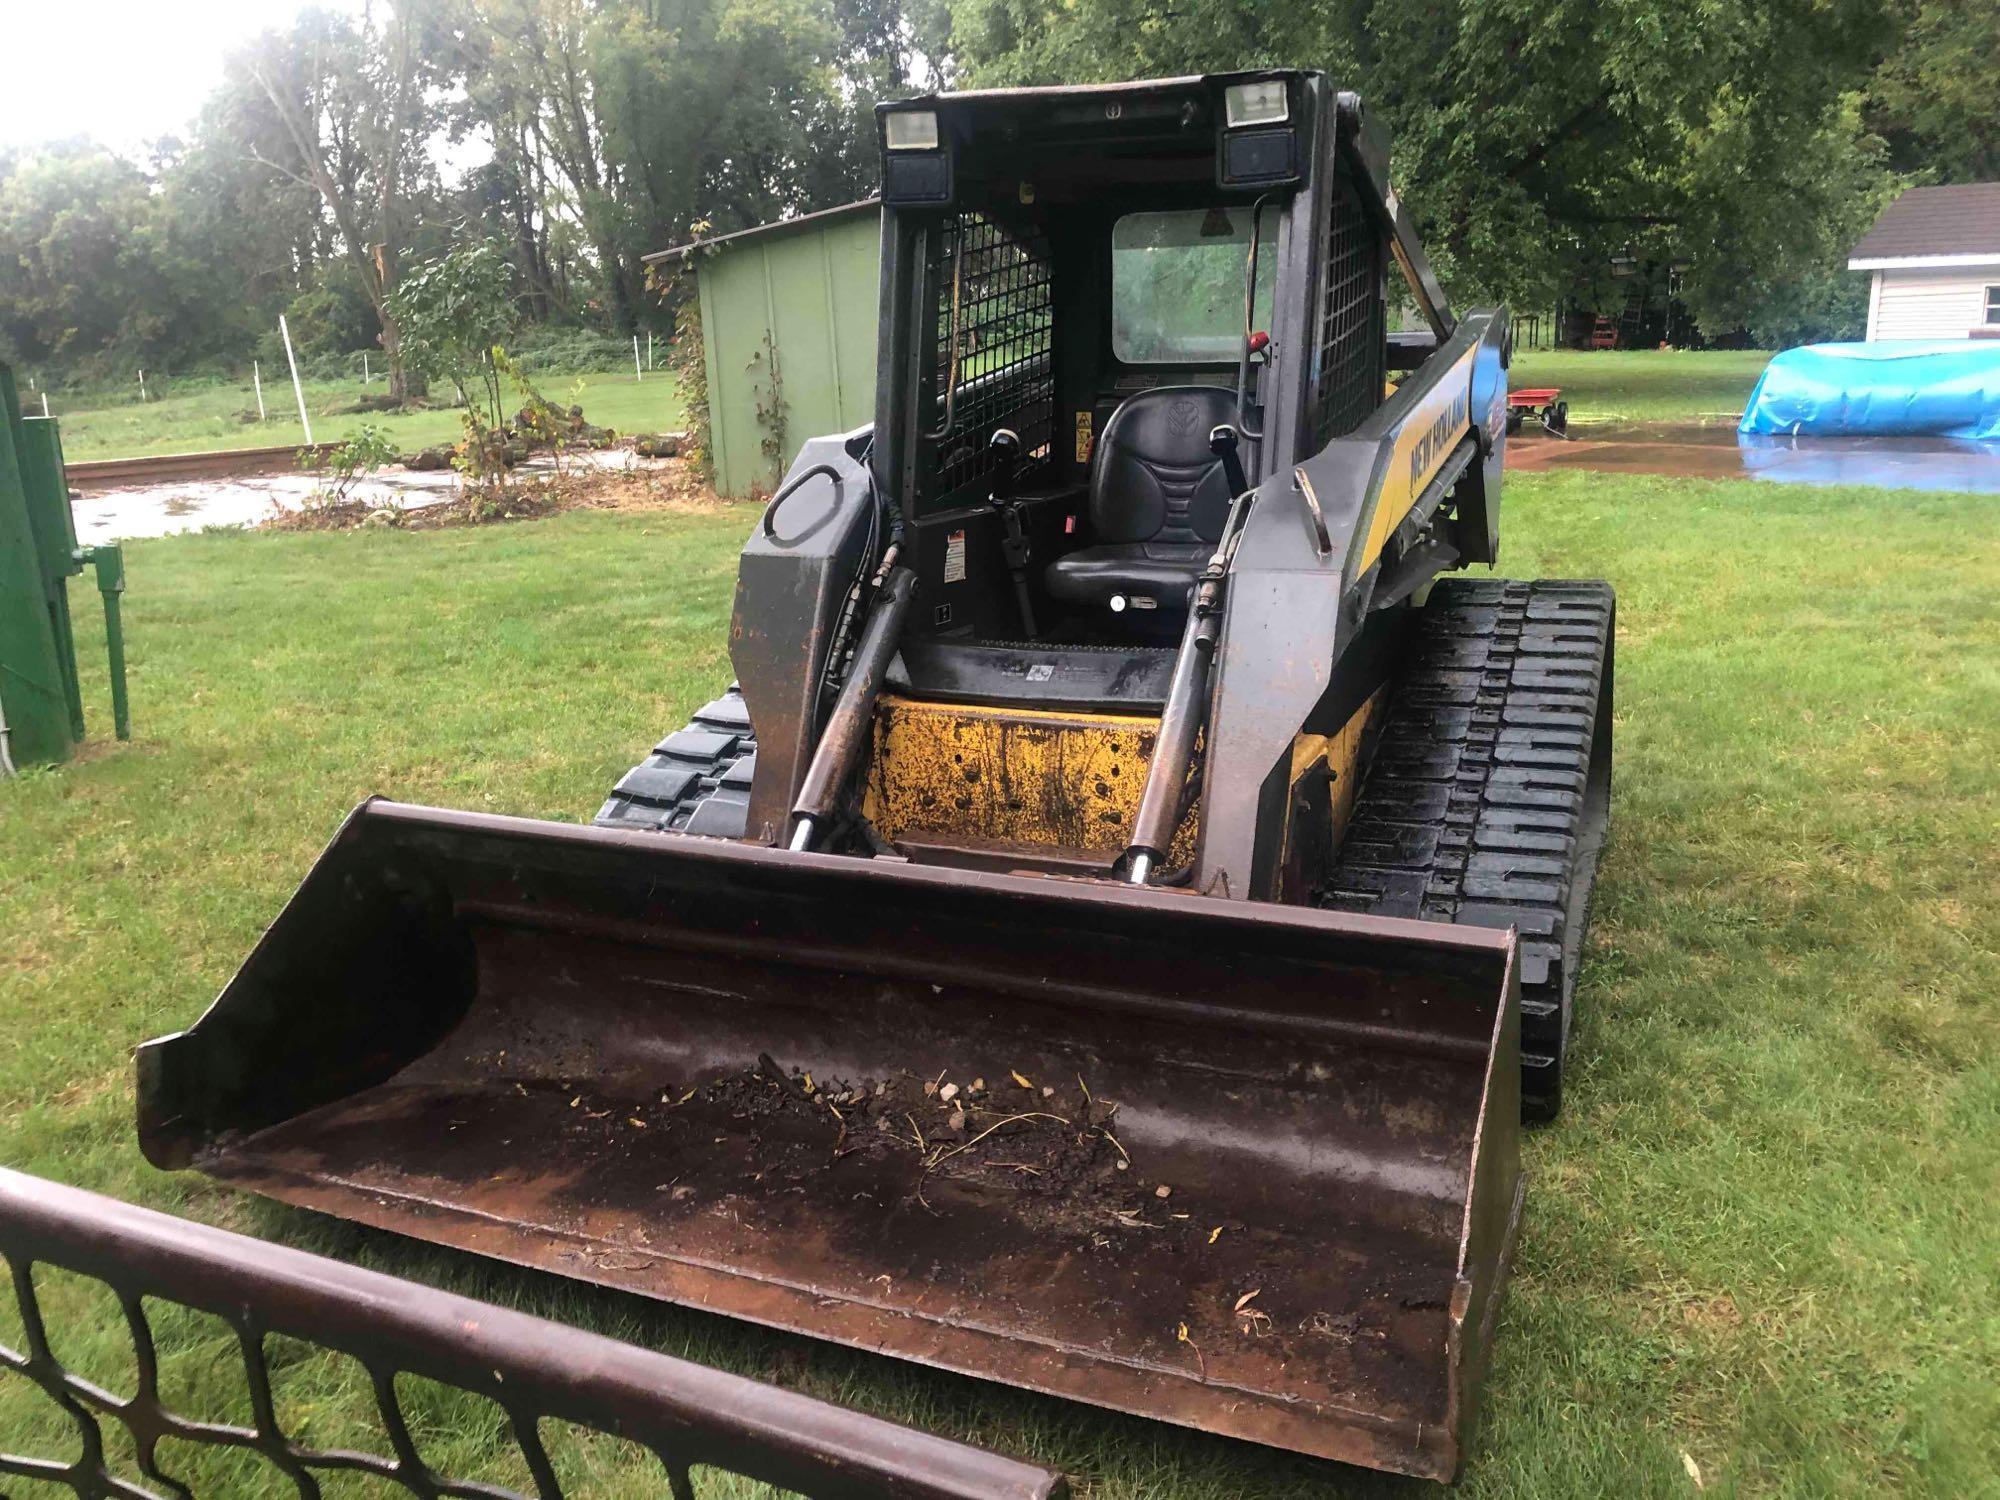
[139,70,1613,1482]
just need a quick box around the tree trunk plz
[600,241,639,335]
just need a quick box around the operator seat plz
[1043,386,1237,611]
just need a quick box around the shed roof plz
[643,198,880,266]
[1848,183,2000,268]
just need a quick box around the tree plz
[235,3,450,398]
[1867,0,2000,184]
[452,0,636,329]
[587,0,878,257]
[0,143,251,374]
[0,148,152,367]
[947,0,1903,340]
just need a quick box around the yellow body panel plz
[1283,685,1388,884]
[1358,346,1475,571]
[865,695,1196,861]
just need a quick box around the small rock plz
[1041,1085,1055,1098]
[939,1082,960,1103]
[970,1077,986,1094]
[947,1109,967,1132]
[1155,1184,1172,1199]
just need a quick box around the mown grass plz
[42,371,686,463]
[3,474,1996,1497]
[1507,349,1773,428]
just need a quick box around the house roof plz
[1849,183,2000,268]
[643,198,880,266]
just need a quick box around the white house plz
[1849,183,2000,341]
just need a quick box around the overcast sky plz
[1,0,366,154]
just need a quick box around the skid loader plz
[138,70,1612,1482]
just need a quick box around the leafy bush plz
[301,423,398,509]
[388,242,518,431]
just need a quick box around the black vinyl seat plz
[1044,386,1236,610]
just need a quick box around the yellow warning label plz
[1074,410,1093,464]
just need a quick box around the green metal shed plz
[647,200,881,499]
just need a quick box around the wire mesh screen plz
[0,1169,1064,1500]
[1312,174,1384,445]
[928,211,1054,495]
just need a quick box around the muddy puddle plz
[66,447,675,542]
[1509,422,2000,493]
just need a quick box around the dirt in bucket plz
[537,1052,1179,1236]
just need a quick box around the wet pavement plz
[67,447,675,542]
[1507,423,2000,493]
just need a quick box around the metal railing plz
[0,1168,1066,1500]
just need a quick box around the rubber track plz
[1321,578,1613,1120]
[592,686,757,837]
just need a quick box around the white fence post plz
[253,360,267,421]
[633,335,643,382]
[279,316,314,446]
[137,370,148,402]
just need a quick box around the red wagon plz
[1507,387,1569,435]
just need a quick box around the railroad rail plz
[64,445,323,492]
[0,1167,1067,1500]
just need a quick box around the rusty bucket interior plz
[138,800,1522,1481]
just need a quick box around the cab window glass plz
[1111,208,1275,363]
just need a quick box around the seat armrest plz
[1009,482,1088,510]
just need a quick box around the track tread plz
[1321,578,1613,1120]
[593,686,756,836]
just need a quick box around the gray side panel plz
[1195,315,1505,900]
[730,433,877,842]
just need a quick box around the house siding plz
[1870,263,2000,340]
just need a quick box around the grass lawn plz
[1507,349,1773,428]
[3,474,1996,1496]
[43,370,685,463]
[45,350,1764,464]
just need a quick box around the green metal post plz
[85,544,130,741]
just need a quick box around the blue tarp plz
[1739,341,2000,440]
[1736,434,2000,494]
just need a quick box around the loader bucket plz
[138,800,1523,1481]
